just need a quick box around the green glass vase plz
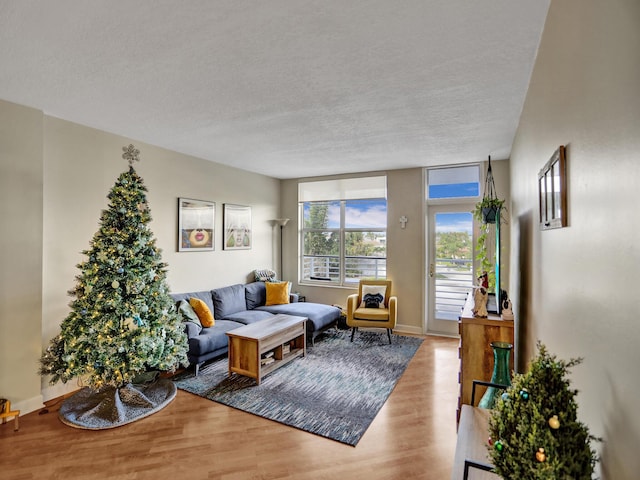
[478,341,512,409]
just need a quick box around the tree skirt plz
[59,378,176,429]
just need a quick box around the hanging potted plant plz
[472,156,506,293]
[473,196,505,225]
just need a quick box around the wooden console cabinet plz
[457,296,514,423]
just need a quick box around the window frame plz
[299,198,387,287]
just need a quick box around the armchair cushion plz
[353,307,391,321]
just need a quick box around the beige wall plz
[509,0,640,477]
[281,169,426,334]
[0,100,44,414]
[282,165,512,335]
[2,107,281,408]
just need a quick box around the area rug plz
[172,330,423,446]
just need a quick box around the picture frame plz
[538,145,567,230]
[178,198,215,251]
[224,204,252,250]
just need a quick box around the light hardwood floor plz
[0,335,459,480]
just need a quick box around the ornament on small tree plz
[549,415,560,429]
[40,145,188,429]
[487,342,600,478]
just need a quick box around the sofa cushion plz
[245,281,266,310]
[189,297,215,327]
[223,309,274,325]
[265,281,291,306]
[212,284,247,319]
[256,302,340,331]
[171,291,214,314]
[187,320,242,356]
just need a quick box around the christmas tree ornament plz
[501,392,509,401]
[548,415,560,429]
[112,280,120,288]
[536,448,546,462]
[494,440,504,452]
[487,437,493,446]
[519,388,529,400]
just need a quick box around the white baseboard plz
[393,324,424,335]
[13,394,44,415]
[42,382,79,404]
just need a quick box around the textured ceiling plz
[0,1,550,179]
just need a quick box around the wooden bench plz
[452,380,508,479]
[452,405,498,479]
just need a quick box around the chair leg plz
[387,328,392,344]
[350,327,357,342]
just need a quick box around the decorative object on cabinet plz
[477,341,512,409]
[178,198,215,251]
[224,204,252,250]
[538,145,567,230]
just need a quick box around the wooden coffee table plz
[226,314,307,384]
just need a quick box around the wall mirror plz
[538,145,567,230]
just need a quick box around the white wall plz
[509,0,640,477]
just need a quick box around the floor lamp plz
[275,218,289,279]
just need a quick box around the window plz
[299,177,387,285]
[428,165,480,199]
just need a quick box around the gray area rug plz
[172,330,423,446]
[59,378,177,429]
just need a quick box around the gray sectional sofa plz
[171,281,341,375]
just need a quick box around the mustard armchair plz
[346,280,397,344]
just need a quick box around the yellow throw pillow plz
[189,298,215,327]
[265,281,291,306]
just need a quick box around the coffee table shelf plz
[226,314,307,384]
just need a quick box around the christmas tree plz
[488,342,600,479]
[40,145,187,427]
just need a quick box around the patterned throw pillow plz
[254,268,277,282]
[359,285,387,309]
[189,297,215,327]
[265,281,291,306]
[178,299,202,329]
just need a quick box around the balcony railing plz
[302,255,387,284]
[434,257,474,321]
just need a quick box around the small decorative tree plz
[488,342,600,479]
[40,145,188,429]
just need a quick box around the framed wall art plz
[178,198,215,251]
[538,145,567,230]
[224,204,252,250]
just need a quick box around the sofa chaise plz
[171,281,341,375]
